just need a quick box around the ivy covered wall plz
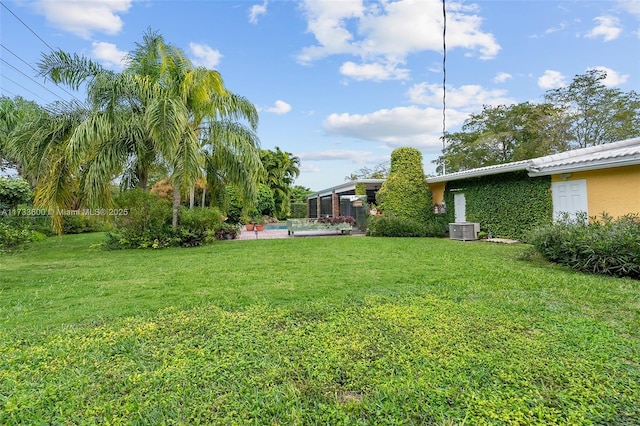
[442,171,553,241]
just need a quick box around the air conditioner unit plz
[449,222,480,241]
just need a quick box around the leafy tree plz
[6,100,89,232]
[376,147,431,222]
[260,146,300,218]
[436,102,567,173]
[544,69,640,148]
[435,70,639,173]
[0,96,46,176]
[289,185,313,203]
[345,161,389,180]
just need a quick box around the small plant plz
[316,215,355,225]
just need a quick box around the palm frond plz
[38,50,106,91]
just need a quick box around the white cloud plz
[249,1,267,24]
[33,0,132,38]
[537,70,566,90]
[588,66,629,86]
[91,41,128,69]
[299,162,321,173]
[297,149,376,162]
[339,61,409,81]
[530,20,569,38]
[617,0,640,19]
[298,0,500,80]
[322,106,463,150]
[586,16,622,42]
[493,72,512,83]
[407,83,515,109]
[189,43,222,69]
[263,100,292,115]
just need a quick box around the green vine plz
[442,172,552,241]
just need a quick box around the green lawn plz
[1,233,638,424]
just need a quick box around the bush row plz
[103,190,235,249]
[529,212,640,279]
[367,215,448,238]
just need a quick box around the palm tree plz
[36,29,263,230]
[260,146,300,218]
[0,96,45,176]
[6,100,88,233]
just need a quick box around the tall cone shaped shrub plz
[376,147,432,222]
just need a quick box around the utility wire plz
[0,86,17,98]
[0,73,49,103]
[0,43,83,103]
[1,58,67,102]
[0,2,87,106]
[442,0,447,176]
[0,1,56,52]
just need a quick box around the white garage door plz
[552,179,588,222]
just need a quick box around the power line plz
[0,43,84,103]
[0,86,17,98]
[1,58,68,102]
[441,0,447,176]
[0,73,49,103]
[0,1,56,52]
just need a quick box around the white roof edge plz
[307,179,385,199]
[528,156,640,176]
[428,137,640,183]
[427,161,531,184]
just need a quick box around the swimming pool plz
[263,223,288,230]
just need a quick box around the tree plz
[0,96,45,175]
[345,161,389,180]
[376,147,431,222]
[289,185,313,203]
[436,102,567,173]
[6,100,89,232]
[35,29,263,231]
[544,69,640,148]
[260,146,300,218]
[434,70,639,173]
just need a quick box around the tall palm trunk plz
[189,187,195,209]
[172,186,180,230]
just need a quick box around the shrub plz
[104,190,173,249]
[0,176,33,210]
[104,190,228,249]
[176,207,224,247]
[62,214,107,234]
[376,148,432,223]
[289,202,307,218]
[529,212,640,278]
[0,222,43,252]
[367,215,449,238]
[317,215,355,225]
[256,184,275,217]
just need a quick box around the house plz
[427,137,640,239]
[306,179,385,219]
[305,138,640,240]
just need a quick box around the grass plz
[1,233,639,424]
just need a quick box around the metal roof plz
[427,137,640,183]
[307,179,385,199]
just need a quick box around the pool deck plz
[236,226,359,240]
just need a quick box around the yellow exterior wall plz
[551,165,640,218]
[428,182,446,205]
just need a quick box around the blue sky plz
[1,0,639,191]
